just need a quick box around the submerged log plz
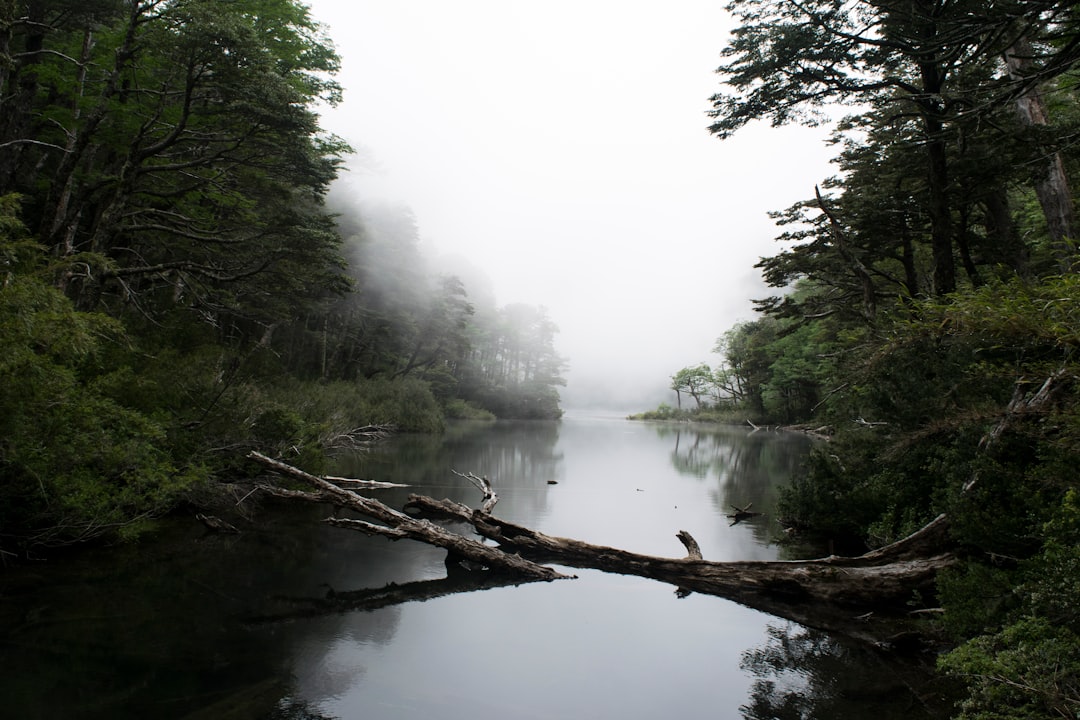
[247,572,529,625]
[248,452,957,644]
[727,502,763,524]
[196,513,240,534]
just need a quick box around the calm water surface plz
[0,415,950,719]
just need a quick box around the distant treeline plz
[645,4,1080,718]
[0,0,563,551]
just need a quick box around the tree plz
[1006,34,1080,271]
[700,4,1080,713]
[671,364,714,409]
[0,194,200,545]
[393,275,474,381]
[710,0,1080,291]
[456,303,566,419]
[712,319,781,419]
[0,1,360,549]
[0,0,349,335]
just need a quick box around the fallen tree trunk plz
[406,494,955,641]
[248,451,957,645]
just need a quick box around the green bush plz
[442,398,496,420]
[940,617,1080,720]
[0,274,204,546]
[936,562,1020,640]
[267,376,444,434]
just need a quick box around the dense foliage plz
[0,1,564,552]
[643,2,1080,717]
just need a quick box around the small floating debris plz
[727,502,764,525]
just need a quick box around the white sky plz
[305,0,835,411]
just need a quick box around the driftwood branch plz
[966,369,1069,492]
[196,513,240,534]
[321,424,395,451]
[979,369,1067,449]
[675,530,703,560]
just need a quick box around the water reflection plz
[651,423,815,551]
[0,418,948,719]
[332,420,564,530]
[740,622,952,720]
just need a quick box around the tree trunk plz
[924,122,956,295]
[248,452,957,645]
[917,56,956,295]
[1005,36,1077,272]
[981,185,1028,275]
[408,495,953,613]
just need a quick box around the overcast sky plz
[305,0,834,412]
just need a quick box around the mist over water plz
[306,0,836,412]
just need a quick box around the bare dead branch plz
[450,469,498,513]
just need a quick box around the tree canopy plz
[0,0,566,550]
[712,0,1080,295]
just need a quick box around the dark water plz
[0,415,952,719]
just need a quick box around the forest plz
[645,2,1080,718]
[0,0,565,552]
[4,1,1080,718]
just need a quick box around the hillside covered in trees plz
[641,2,1080,717]
[0,0,564,552]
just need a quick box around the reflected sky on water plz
[0,417,950,719]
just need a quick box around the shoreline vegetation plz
[0,2,564,559]
[626,410,834,442]
[635,279,1080,718]
[631,2,1080,714]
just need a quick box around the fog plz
[306,0,834,413]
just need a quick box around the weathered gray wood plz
[727,502,763,523]
[249,452,956,644]
[247,451,566,582]
[406,494,956,642]
[450,469,497,513]
[196,513,240,534]
[406,495,953,605]
[675,530,702,560]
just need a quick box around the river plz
[0,415,952,719]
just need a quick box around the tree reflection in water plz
[657,424,816,547]
[740,622,953,720]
